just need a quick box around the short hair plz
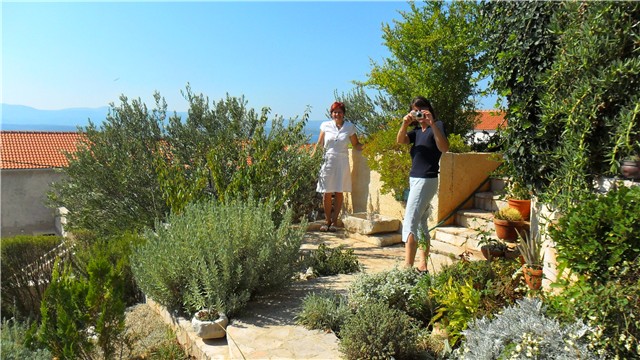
[330,101,346,114]
[410,96,436,119]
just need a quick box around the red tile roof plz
[0,114,503,170]
[475,110,507,131]
[1,131,85,170]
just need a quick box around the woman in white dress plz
[312,102,363,232]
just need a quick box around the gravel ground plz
[117,302,192,359]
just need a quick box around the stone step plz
[474,192,507,212]
[432,226,487,261]
[426,251,457,270]
[491,177,509,192]
[455,209,495,234]
[346,231,402,247]
[342,212,401,235]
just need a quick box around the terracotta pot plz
[523,265,543,290]
[507,199,531,221]
[481,245,505,260]
[621,160,640,180]
[504,247,521,261]
[493,219,527,242]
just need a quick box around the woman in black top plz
[396,96,449,273]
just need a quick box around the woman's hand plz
[423,111,435,127]
[402,114,414,127]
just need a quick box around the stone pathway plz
[149,227,454,359]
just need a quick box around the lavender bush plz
[451,298,597,359]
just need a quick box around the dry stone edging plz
[145,226,457,359]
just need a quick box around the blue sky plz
[3,1,496,120]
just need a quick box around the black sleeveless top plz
[407,121,446,178]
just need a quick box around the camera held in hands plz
[412,110,424,119]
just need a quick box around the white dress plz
[316,121,356,193]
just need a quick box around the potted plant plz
[493,207,527,242]
[506,181,531,220]
[191,308,229,339]
[475,227,506,260]
[516,231,544,290]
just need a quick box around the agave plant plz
[516,230,543,268]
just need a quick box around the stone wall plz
[345,150,502,239]
[1,168,65,237]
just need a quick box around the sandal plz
[320,223,331,232]
[328,225,338,232]
[415,268,429,276]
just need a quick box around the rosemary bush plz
[347,266,423,316]
[339,301,420,360]
[304,243,360,276]
[36,257,126,360]
[452,298,596,360]
[131,197,305,317]
[296,292,351,335]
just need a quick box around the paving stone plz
[148,228,461,359]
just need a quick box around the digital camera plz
[412,110,424,119]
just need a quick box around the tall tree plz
[341,1,484,198]
[361,0,483,136]
[484,1,640,209]
[50,87,320,236]
[482,1,561,195]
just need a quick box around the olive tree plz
[50,87,321,236]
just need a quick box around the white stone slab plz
[342,212,401,235]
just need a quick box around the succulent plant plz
[494,207,524,222]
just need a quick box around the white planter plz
[191,311,229,339]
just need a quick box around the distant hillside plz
[1,104,109,130]
[1,103,323,142]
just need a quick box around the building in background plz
[471,110,506,143]
[1,131,83,237]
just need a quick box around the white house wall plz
[1,168,65,237]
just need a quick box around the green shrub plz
[70,230,145,307]
[36,260,92,359]
[430,278,482,347]
[131,197,305,317]
[296,292,351,335]
[0,319,51,360]
[347,266,423,316]
[431,259,525,310]
[361,120,412,199]
[36,255,126,360]
[1,235,63,320]
[452,298,596,359]
[448,133,472,153]
[427,259,525,346]
[339,301,420,360]
[305,243,360,276]
[549,185,640,283]
[546,257,640,359]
